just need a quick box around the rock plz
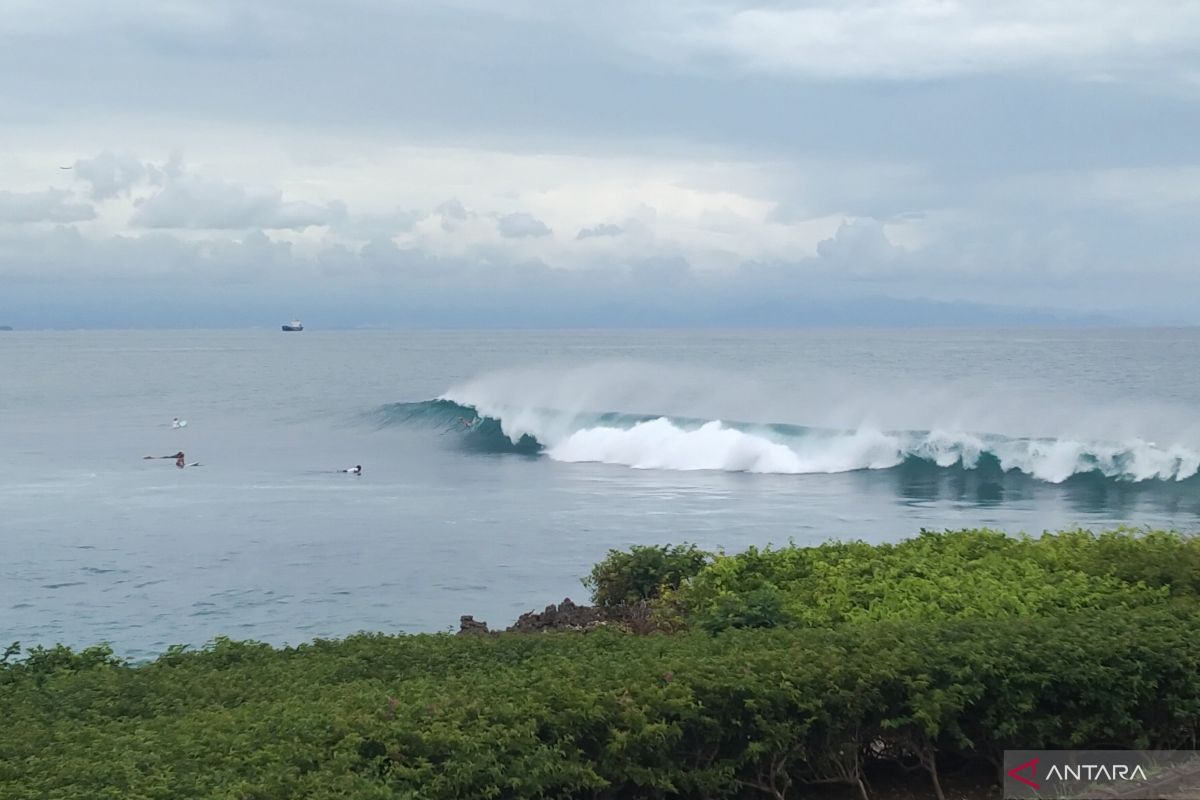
[457,615,490,636]
[499,597,673,634]
[506,597,606,633]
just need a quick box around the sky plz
[2,0,1199,328]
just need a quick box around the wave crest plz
[373,399,1200,484]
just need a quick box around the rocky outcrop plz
[456,615,491,636]
[506,598,607,633]
[457,599,667,636]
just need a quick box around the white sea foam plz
[539,419,1199,482]
[441,363,1200,483]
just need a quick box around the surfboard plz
[172,420,188,428]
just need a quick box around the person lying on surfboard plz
[144,451,188,468]
[340,465,362,475]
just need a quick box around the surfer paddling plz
[341,465,362,475]
[144,451,187,468]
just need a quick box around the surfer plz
[341,465,362,475]
[172,417,187,429]
[458,417,476,429]
[144,451,187,468]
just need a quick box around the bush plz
[583,543,711,609]
[1025,526,1200,598]
[671,528,1190,629]
[694,585,793,633]
[2,607,1199,799]
[3,528,1197,799]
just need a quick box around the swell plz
[372,400,1200,485]
[370,399,543,455]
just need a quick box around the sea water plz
[1,328,1198,658]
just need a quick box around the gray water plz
[2,329,1198,659]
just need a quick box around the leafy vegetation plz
[584,543,711,609]
[2,528,1197,799]
[662,527,1195,632]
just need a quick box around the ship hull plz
[281,325,303,331]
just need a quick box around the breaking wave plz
[372,399,1200,485]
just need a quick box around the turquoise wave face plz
[371,399,543,454]
[370,400,1200,485]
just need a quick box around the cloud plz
[497,212,551,238]
[0,189,95,223]
[359,236,402,265]
[72,151,151,200]
[1,0,1198,327]
[766,203,807,225]
[4,139,1198,323]
[631,255,690,285]
[0,223,1138,327]
[576,222,624,240]
[816,219,904,269]
[201,229,296,277]
[131,172,341,230]
[1001,166,1200,219]
[436,199,470,231]
[647,1,1200,81]
[331,208,420,240]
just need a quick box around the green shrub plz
[3,607,1199,800]
[3,528,1197,799]
[672,528,1190,629]
[1024,526,1200,597]
[694,585,793,632]
[584,543,711,608]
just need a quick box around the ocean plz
[2,328,1198,659]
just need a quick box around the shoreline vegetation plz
[3,529,1199,799]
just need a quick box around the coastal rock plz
[457,615,490,636]
[506,598,606,633]
[501,598,669,634]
